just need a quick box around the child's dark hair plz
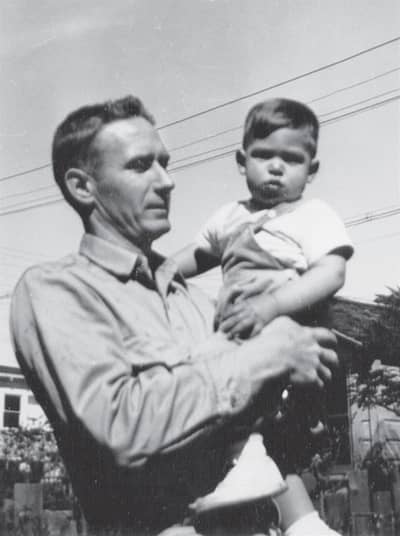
[242,98,319,157]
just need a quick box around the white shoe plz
[191,433,287,514]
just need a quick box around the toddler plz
[174,98,353,536]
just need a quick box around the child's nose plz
[268,157,284,174]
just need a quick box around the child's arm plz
[172,243,219,278]
[219,251,347,338]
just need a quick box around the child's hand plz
[218,298,265,339]
[214,283,245,330]
[218,292,280,338]
[214,277,273,330]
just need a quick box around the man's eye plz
[129,158,153,172]
[159,157,170,169]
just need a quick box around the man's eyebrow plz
[126,152,154,162]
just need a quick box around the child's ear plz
[307,159,320,183]
[236,149,246,174]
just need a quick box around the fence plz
[314,466,400,536]
[0,478,80,535]
[2,467,400,535]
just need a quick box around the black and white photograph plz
[0,1,399,534]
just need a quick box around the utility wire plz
[2,73,396,195]
[1,206,400,277]
[0,163,51,183]
[1,184,58,201]
[1,39,399,184]
[8,87,398,200]
[0,92,399,216]
[168,66,400,153]
[169,92,400,167]
[157,36,400,130]
[346,206,400,228]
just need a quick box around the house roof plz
[332,296,381,343]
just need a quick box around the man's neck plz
[84,219,152,257]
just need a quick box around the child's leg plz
[274,474,315,530]
[275,474,340,535]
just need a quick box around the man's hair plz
[52,95,155,207]
[242,98,319,157]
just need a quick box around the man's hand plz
[240,317,338,395]
[285,324,338,388]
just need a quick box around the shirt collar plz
[79,234,186,289]
[79,234,140,279]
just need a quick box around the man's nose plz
[154,163,175,190]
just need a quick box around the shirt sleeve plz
[297,199,354,266]
[10,267,253,470]
[194,203,236,259]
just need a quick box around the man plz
[10,96,338,535]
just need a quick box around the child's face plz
[237,127,319,208]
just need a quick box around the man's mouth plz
[147,201,169,214]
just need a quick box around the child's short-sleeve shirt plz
[195,198,353,285]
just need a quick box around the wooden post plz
[14,483,43,535]
[372,491,395,536]
[348,469,373,535]
[392,466,400,532]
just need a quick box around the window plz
[3,394,20,428]
[28,395,37,405]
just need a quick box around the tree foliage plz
[351,287,400,415]
[364,287,400,367]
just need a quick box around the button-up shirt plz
[10,234,252,533]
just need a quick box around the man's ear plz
[64,168,95,208]
[307,159,320,183]
[236,149,246,175]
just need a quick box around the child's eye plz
[282,152,304,164]
[252,150,274,160]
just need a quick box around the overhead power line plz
[169,76,400,154]
[168,92,400,168]
[1,38,399,184]
[157,36,400,130]
[345,206,400,228]
[0,163,51,183]
[0,91,399,216]
[2,87,399,206]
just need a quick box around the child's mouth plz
[260,182,282,195]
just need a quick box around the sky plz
[0,0,399,366]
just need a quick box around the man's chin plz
[145,220,171,241]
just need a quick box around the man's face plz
[239,127,317,209]
[89,117,174,250]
